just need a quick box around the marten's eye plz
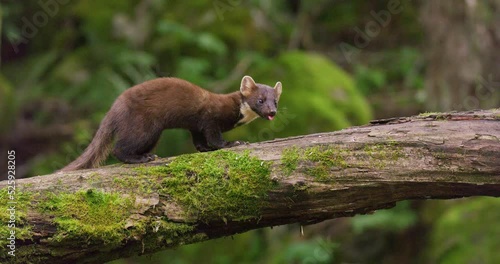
[257,99,264,104]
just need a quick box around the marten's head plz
[239,75,282,121]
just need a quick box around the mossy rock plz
[227,51,372,142]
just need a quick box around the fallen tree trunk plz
[1,109,499,264]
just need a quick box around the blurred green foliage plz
[427,197,500,264]
[112,229,340,264]
[355,47,424,95]
[112,231,267,264]
[351,201,418,233]
[0,73,16,133]
[270,238,339,264]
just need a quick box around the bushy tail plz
[61,114,115,171]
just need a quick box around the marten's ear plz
[240,75,256,97]
[274,81,282,101]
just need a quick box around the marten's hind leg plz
[113,127,161,164]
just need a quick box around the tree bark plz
[1,109,499,264]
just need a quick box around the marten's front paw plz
[121,154,156,164]
[225,140,248,147]
[195,144,216,152]
[144,153,158,161]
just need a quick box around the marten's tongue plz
[267,115,275,120]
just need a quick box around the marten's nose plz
[269,110,276,116]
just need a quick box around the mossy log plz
[1,109,499,264]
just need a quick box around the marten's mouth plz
[266,113,276,120]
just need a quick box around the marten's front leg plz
[203,127,245,150]
[190,130,216,152]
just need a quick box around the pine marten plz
[61,76,282,171]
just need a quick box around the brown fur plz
[61,76,281,171]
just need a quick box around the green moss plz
[292,181,310,192]
[137,150,275,222]
[0,189,33,250]
[39,189,134,247]
[112,174,159,194]
[88,172,101,178]
[362,142,404,169]
[418,112,448,120]
[280,145,348,181]
[126,217,206,253]
[418,112,440,117]
[280,143,404,180]
[305,146,348,167]
[149,219,205,246]
[281,146,300,176]
[303,146,348,180]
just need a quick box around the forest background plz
[0,1,499,263]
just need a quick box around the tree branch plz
[1,109,499,264]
